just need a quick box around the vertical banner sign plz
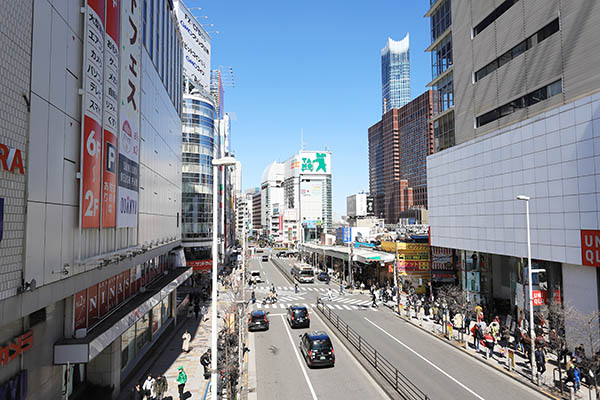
[98,279,108,317]
[108,275,117,309]
[117,0,141,227]
[116,272,123,303]
[581,230,600,267]
[74,290,88,331]
[123,269,131,299]
[81,0,105,228]
[102,0,120,227]
[88,284,99,326]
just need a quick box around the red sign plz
[124,269,131,299]
[188,260,212,272]
[88,284,98,326]
[532,290,547,306]
[98,280,108,317]
[116,272,123,304]
[581,230,600,267]
[0,330,33,367]
[81,116,103,228]
[102,130,118,227]
[0,143,24,175]
[108,276,117,309]
[74,290,87,331]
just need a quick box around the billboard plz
[581,230,600,267]
[175,1,211,91]
[117,0,141,227]
[80,0,105,228]
[366,195,374,216]
[298,151,331,175]
[188,260,212,272]
[102,0,120,227]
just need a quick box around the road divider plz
[315,301,430,400]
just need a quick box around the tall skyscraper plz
[381,34,411,113]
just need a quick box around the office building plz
[251,189,262,237]
[381,34,411,113]
[261,162,285,242]
[426,0,600,350]
[425,0,454,152]
[369,91,435,224]
[0,0,187,398]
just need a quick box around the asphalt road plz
[248,252,549,400]
[247,254,389,400]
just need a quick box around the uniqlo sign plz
[581,230,600,267]
[532,290,547,306]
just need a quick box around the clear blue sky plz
[186,0,432,216]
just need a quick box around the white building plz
[0,1,188,398]
[260,162,285,242]
[347,192,368,217]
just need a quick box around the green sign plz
[301,153,327,173]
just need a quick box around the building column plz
[87,339,121,399]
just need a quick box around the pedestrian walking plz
[200,348,211,379]
[339,282,344,295]
[535,347,546,375]
[251,290,256,304]
[484,329,495,358]
[176,366,187,400]
[132,383,144,400]
[295,283,299,293]
[201,305,208,321]
[182,330,191,353]
[360,282,365,294]
[327,288,333,301]
[154,375,168,400]
[371,292,378,308]
[142,375,155,400]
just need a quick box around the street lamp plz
[211,156,237,400]
[516,195,544,383]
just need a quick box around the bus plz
[292,263,315,283]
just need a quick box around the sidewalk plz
[382,298,596,400]
[118,295,230,400]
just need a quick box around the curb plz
[384,304,563,400]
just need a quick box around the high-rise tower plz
[381,34,411,113]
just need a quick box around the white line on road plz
[280,315,319,400]
[364,318,485,400]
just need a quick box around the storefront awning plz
[301,243,395,264]
[54,267,192,365]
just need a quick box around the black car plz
[317,271,329,282]
[261,255,269,262]
[299,331,335,367]
[248,310,269,331]
[287,305,310,328]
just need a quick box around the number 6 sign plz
[82,115,102,228]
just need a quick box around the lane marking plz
[364,318,485,400]
[311,307,391,399]
[280,315,319,400]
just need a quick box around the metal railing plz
[317,300,430,400]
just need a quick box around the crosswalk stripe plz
[352,306,359,310]
[306,288,313,291]
[310,304,316,307]
[257,304,262,309]
[334,305,343,310]
[276,286,282,290]
[343,305,352,310]
[264,304,270,309]
[326,304,334,309]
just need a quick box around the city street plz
[247,255,389,400]
[247,254,549,400]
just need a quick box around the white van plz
[250,270,262,283]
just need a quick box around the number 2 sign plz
[82,115,102,228]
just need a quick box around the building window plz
[474,19,558,82]
[476,79,562,127]
[149,0,154,59]
[142,0,147,46]
[434,111,455,152]
[473,0,519,37]
[431,35,453,79]
[434,73,454,112]
[135,313,151,352]
[121,324,136,370]
[431,0,451,42]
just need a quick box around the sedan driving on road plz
[248,310,270,331]
[286,305,310,328]
[299,331,335,367]
[317,271,329,282]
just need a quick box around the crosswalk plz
[254,301,378,311]
[253,285,358,294]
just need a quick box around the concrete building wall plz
[452,0,600,145]
[0,0,32,300]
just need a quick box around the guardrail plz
[316,300,430,400]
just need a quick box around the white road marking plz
[342,305,352,310]
[334,305,343,310]
[280,315,319,400]
[364,318,485,400]
[326,304,334,309]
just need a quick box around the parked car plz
[248,310,269,331]
[299,331,335,367]
[287,305,310,328]
[317,271,330,282]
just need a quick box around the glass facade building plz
[381,34,411,113]
[182,95,216,244]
